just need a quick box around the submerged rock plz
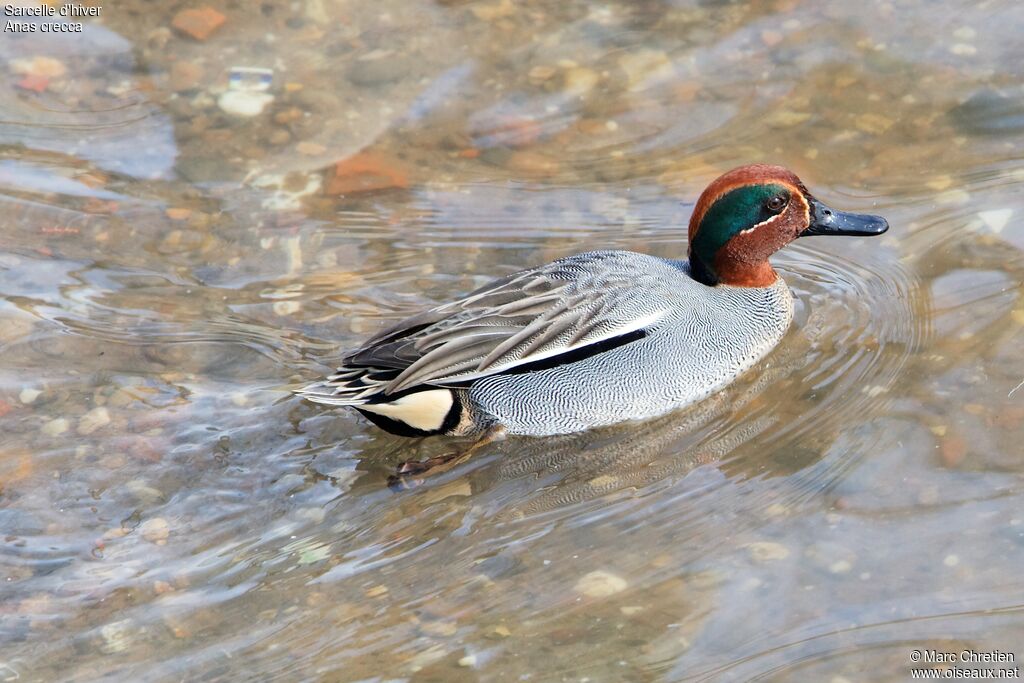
[574,569,628,597]
[949,89,1024,136]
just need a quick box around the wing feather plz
[299,251,671,403]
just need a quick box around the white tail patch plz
[358,389,454,432]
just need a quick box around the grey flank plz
[299,250,794,436]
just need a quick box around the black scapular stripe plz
[462,328,648,381]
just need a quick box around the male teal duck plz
[299,164,888,437]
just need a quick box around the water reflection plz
[1,0,1023,681]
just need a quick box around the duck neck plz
[712,255,779,288]
[688,251,779,288]
[688,251,719,286]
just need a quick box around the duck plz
[298,164,888,439]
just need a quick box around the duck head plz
[687,164,888,287]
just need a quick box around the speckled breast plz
[467,273,794,436]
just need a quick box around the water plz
[1,1,1022,681]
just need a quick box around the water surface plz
[1,1,1023,681]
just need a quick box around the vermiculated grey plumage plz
[298,250,793,436]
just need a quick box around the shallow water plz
[1,1,1023,681]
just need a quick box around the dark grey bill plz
[801,198,889,237]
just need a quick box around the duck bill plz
[801,198,889,237]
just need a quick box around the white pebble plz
[746,542,790,562]
[42,417,69,437]
[140,517,170,544]
[19,388,41,404]
[943,554,960,567]
[978,209,1012,233]
[218,90,274,118]
[99,620,133,654]
[273,300,301,316]
[77,407,111,435]
[574,570,628,597]
[829,560,853,574]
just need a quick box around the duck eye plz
[766,195,787,212]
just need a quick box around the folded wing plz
[298,251,669,405]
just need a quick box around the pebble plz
[169,61,204,91]
[618,50,673,91]
[939,435,967,467]
[140,518,170,545]
[165,207,192,221]
[761,29,783,47]
[506,150,559,176]
[421,479,472,504]
[421,620,458,637]
[16,75,50,93]
[529,65,556,82]
[126,480,165,505]
[943,554,960,567]
[348,56,409,87]
[563,67,599,95]
[470,0,515,21]
[326,152,409,195]
[41,417,69,437]
[746,541,790,562]
[936,189,970,205]
[77,406,111,435]
[854,113,894,135]
[218,90,274,118]
[171,7,226,41]
[19,388,40,404]
[269,129,291,146]
[99,620,133,654]
[296,141,326,156]
[978,209,1012,233]
[926,175,953,191]
[949,44,977,56]
[829,560,853,574]
[10,56,67,78]
[458,654,478,667]
[766,110,812,127]
[272,300,301,316]
[574,569,628,597]
[365,585,389,598]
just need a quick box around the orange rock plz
[487,117,541,148]
[457,148,480,158]
[939,435,967,467]
[296,141,326,156]
[0,449,33,487]
[171,7,226,41]
[326,151,409,195]
[169,60,204,91]
[506,150,559,176]
[165,207,192,221]
[75,171,108,188]
[16,75,49,93]
[992,405,1024,431]
[83,198,118,214]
